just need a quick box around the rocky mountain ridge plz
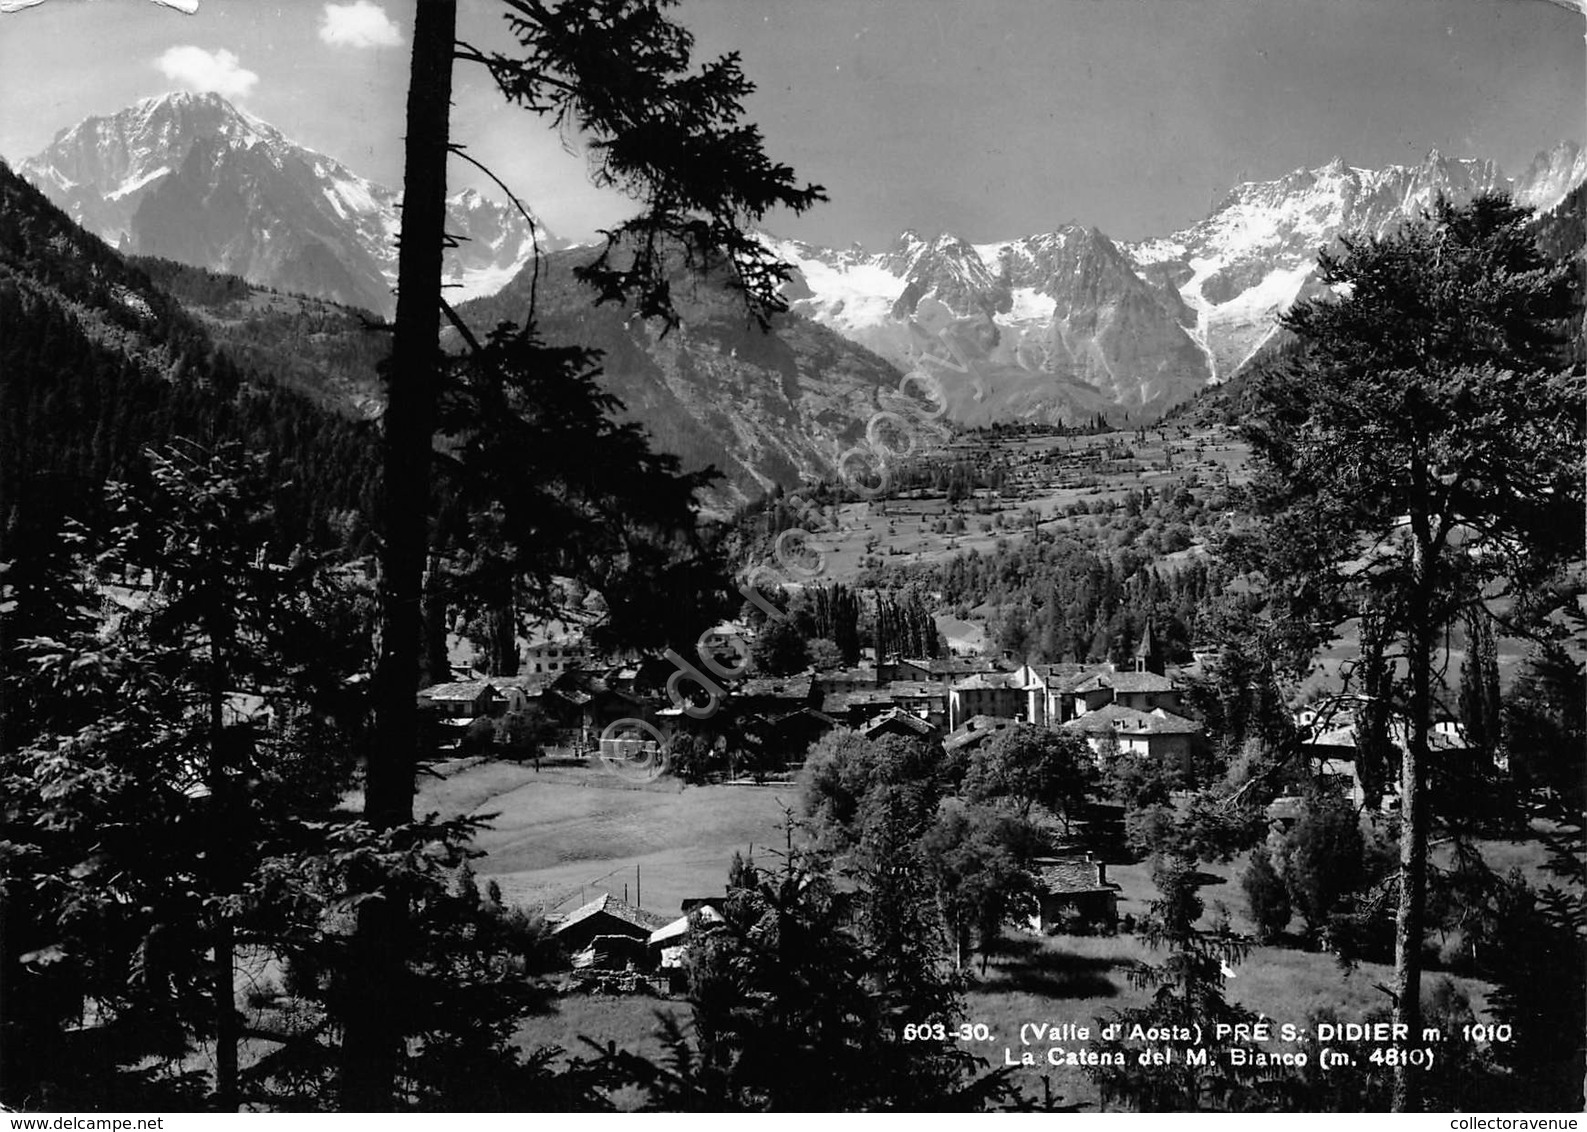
[769,142,1587,424]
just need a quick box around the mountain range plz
[767,142,1587,424]
[11,92,1585,502]
[17,91,555,317]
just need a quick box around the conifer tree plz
[351,0,825,1108]
[1239,193,1583,1110]
[0,447,364,1110]
[1087,857,1270,1110]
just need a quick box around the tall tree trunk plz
[205,610,238,1112]
[1392,566,1434,1112]
[344,0,456,1110]
[370,0,454,828]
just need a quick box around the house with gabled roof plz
[732,675,815,713]
[820,681,947,730]
[1007,661,1110,725]
[1069,669,1182,716]
[546,668,651,743]
[942,714,1016,755]
[1030,855,1120,932]
[549,893,671,957]
[649,904,725,970]
[861,707,940,742]
[417,680,503,719]
[811,666,882,696]
[1061,702,1203,764]
[948,671,1030,730]
[734,705,837,765]
[892,655,1001,687]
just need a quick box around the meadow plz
[417,757,1541,1111]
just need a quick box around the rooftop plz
[550,893,670,935]
[901,656,999,676]
[1061,703,1202,736]
[883,680,945,699]
[648,904,725,946]
[1033,857,1118,895]
[812,666,880,683]
[419,681,498,702]
[1072,670,1177,695]
[950,672,1022,692]
[942,714,1016,752]
[1103,671,1178,694]
[736,676,813,700]
[861,708,938,737]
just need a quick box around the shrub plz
[1242,846,1291,943]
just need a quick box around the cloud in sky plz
[155,45,258,98]
[319,1,401,49]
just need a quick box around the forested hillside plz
[0,161,384,557]
[454,245,906,509]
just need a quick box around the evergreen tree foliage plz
[1087,856,1272,1110]
[0,163,383,566]
[591,846,1010,1111]
[1241,846,1291,944]
[1235,192,1583,1110]
[1456,605,1503,770]
[1270,793,1366,944]
[350,0,825,1108]
[0,447,366,1110]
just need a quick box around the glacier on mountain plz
[766,144,1584,424]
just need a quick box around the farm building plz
[648,905,726,970]
[549,894,671,960]
[1030,856,1120,933]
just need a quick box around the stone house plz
[1030,856,1120,933]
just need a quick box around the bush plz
[1124,803,1178,859]
[1275,793,1366,942]
[1242,846,1291,943]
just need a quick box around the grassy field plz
[414,760,794,917]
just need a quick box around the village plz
[413,612,1459,989]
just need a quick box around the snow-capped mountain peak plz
[20,92,552,315]
[768,144,1584,425]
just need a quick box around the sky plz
[0,0,1582,249]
